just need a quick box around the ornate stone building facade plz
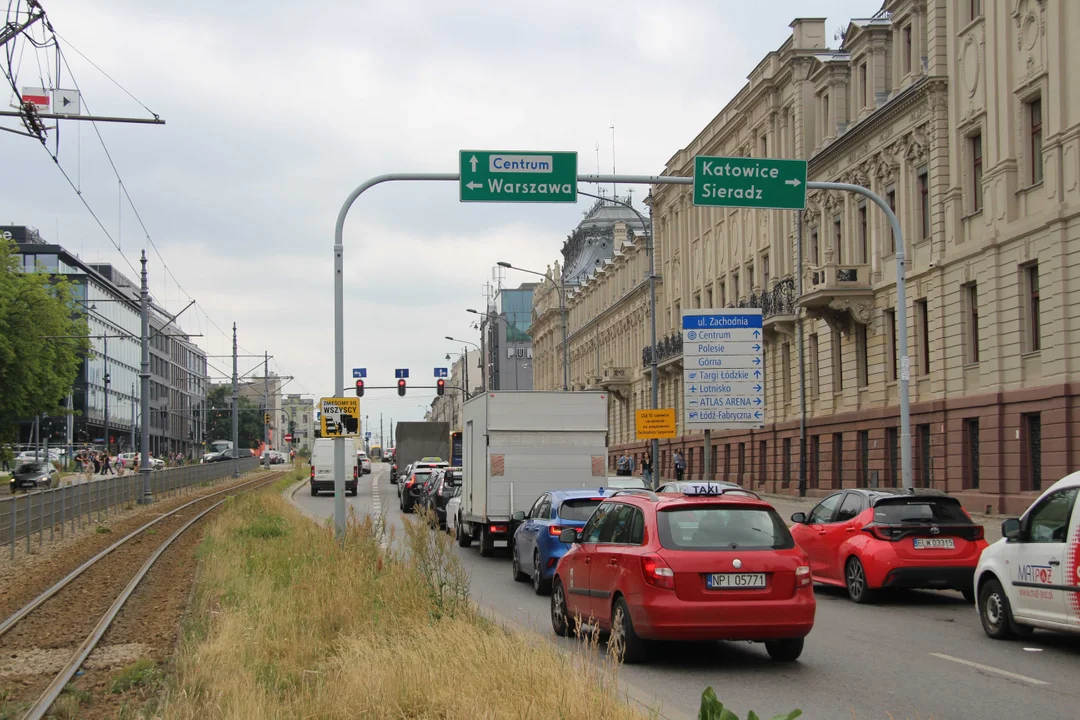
[535,1,1080,512]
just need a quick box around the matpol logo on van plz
[1017,564,1054,584]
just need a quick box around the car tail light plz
[353,466,358,480]
[863,524,897,541]
[310,466,315,480]
[795,564,811,588]
[405,477,415,488]
[970,526,985,541]
[489,524,508,534]
[549,525,568,537]
[640,555,675,590]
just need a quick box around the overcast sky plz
[2,0,874,429]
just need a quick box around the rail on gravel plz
[0,469,286,720]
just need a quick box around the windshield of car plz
[606,477,647,489]
[657,506,794,550]
[873,498,971,524]
[15,463,50,474]
[558,498,605,522]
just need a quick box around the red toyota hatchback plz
[550,489,815,663]
[788,489,988,603]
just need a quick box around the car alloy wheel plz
[512,544,529,582]
[610,597,645,663]
[533,550,551,595]
[979,578,1016,640]
[845,556,874,604]
[551,580,569,637]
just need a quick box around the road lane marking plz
[371,474,387,549]
[929,653,1049,685]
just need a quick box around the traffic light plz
[355,379,365,397]
[397,378,407,396]
[436,379,445,396]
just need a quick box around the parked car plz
[511,488,610,595]
[419,467,461,528]
[399,460,448,513]
[357,451,372,475]
[606,476,649,490]
[551,487,815,663]
[975,471,1080,639]
[395,464,412,495]
[789,489,987,604]
[206,448,254,463]
[445,489,463,536]
[10,461,59,491]
[390,462,399,483]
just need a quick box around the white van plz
[309,438,358,497]
[975,471,1080,638]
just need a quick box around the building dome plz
[561,195,647,287]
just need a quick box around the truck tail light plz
[489,524,508,534]
[310,466,315,480]
[640,554,675,590]
[353,466,358,480]
[796,564,811,588]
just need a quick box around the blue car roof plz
[548,488,612,502]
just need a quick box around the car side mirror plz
[1002,517,1021,541]
[558,528,579,543]
[511,511,525,522]
[791,512,807,524]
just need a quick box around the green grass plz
[111,659,161,694]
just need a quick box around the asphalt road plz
[290,464,1080,720]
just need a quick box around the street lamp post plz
[446,335,480,394]
[497,262,568,391]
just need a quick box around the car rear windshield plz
[873,498,971,524]
[657,506,795,550]
[558,499,604,522]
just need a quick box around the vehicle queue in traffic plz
[312,456,1080,662]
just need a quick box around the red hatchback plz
[550,489,815,663]
[789,489,988,603]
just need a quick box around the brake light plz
[863,524,897,541]
[796,565,811,588]
[640,555,675,590]
[310,466,315,479]
[405,477,415,488]
[549,525,568,537]
[489,524,508,534]
[971,526,985,541]
[353,466,358,479]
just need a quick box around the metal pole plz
[33,415,39,461]
[333,238,346,539]
[130,384,135,455]
[231,323,240,479]
[807,181,911,490]
[66,392,73,472]
[704,429,712,482]
[797,211,807,497]
[138,252,153,504]
[264,351,270,457]
[647,201,659,489]
[479,316,488,393]
[103,334,109,457]
[560,285,568,391]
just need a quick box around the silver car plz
[11,462,59,491]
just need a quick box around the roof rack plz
[610,489,659,501]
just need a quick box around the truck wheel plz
[479,527,495,557]
[456,520,471,548]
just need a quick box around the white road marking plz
[929,653,1049,686]
[371,474,387,549]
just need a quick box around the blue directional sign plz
[365,432,372,439]
[395,368,410,379]
[352,368,367,379]
[683,309,765,430]
[434,367,448,378]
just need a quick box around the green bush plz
[699,687,801,720]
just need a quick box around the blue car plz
[511,488,610,595]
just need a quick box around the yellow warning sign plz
[635,409,676,440]
[319,397,360,437]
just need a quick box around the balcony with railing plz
[599,366,632,398]
[797,260,873,326]
[641,332,682,370]
[737,276,796,335]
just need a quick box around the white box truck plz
[456,391,609,556]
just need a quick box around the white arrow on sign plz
[785,178,801,187]
[469,155,478,172]
[466,181,482,190]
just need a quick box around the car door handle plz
[818,531,827,535]
[1049,559,1061,566]
[846,527,857,533]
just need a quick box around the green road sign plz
[693,156,807,210]
[459,150,577,203]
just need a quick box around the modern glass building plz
[487,282,536,390]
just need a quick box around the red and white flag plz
[20,87,49,110]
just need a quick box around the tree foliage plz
[0,240,88,447]
[205,385,263,449]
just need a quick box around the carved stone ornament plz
[829,298,874,325]
[824,245,835,263]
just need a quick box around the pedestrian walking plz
[641,450,653,487]
[92,453,102,474]
[102,453,115,475]
[616,452,633,477]
[674,450,686,481]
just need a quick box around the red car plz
[789,489,987,604]
[550,488,815,663]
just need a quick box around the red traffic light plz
[355,379,365,397]
[436,378,446,396]
[397,378,407,397]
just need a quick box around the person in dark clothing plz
[674,450,686,481]
[641,450,653,486]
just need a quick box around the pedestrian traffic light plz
[397,378,406,396]
[436,379,445,396]
[355,379,365,397]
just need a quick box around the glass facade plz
[501,288,534,342]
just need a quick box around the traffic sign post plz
[459,150,577,203]
[434,367,448,378]
[284,433,293,443]
[682,309,765,431]
[352,368,367,379]
[693,156,806,210]
[394,368,410,379]
[319,397,360,437]
[635,409,677,440]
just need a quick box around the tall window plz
[719,280,727,307]
[965,284,980,363]
[859,202,868,264]
[918,424,932,488]
[903,25,913,75]
[732,271,740,300]
[855,324,869,387]
[917,166,930,240]
[738,442,746,476]
[762,254,770,288]
[887,427,899,487]
[823,93,831,138]
[1030,98,1043,184]
[809,333,820,397]
[859,430,870,488]
[915,299,930,374]
[693,292,701,310]
[1024,413,1042,492]
[970,0,982,20]
[783,437,792,488]
[971,132,983,212]
[832,329,844,392]
[885,184,897,255]
[1026,264,1041,352]
[964,418,981,490]
[810,226,820,265]
[705,286,713,308]
[832,214,843,263]
[859,62,868,109]
[782,342,792,403]
[833,433,844,488]
[758,440,767,484]
[885,309,898,381]
[747,262,755,291]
